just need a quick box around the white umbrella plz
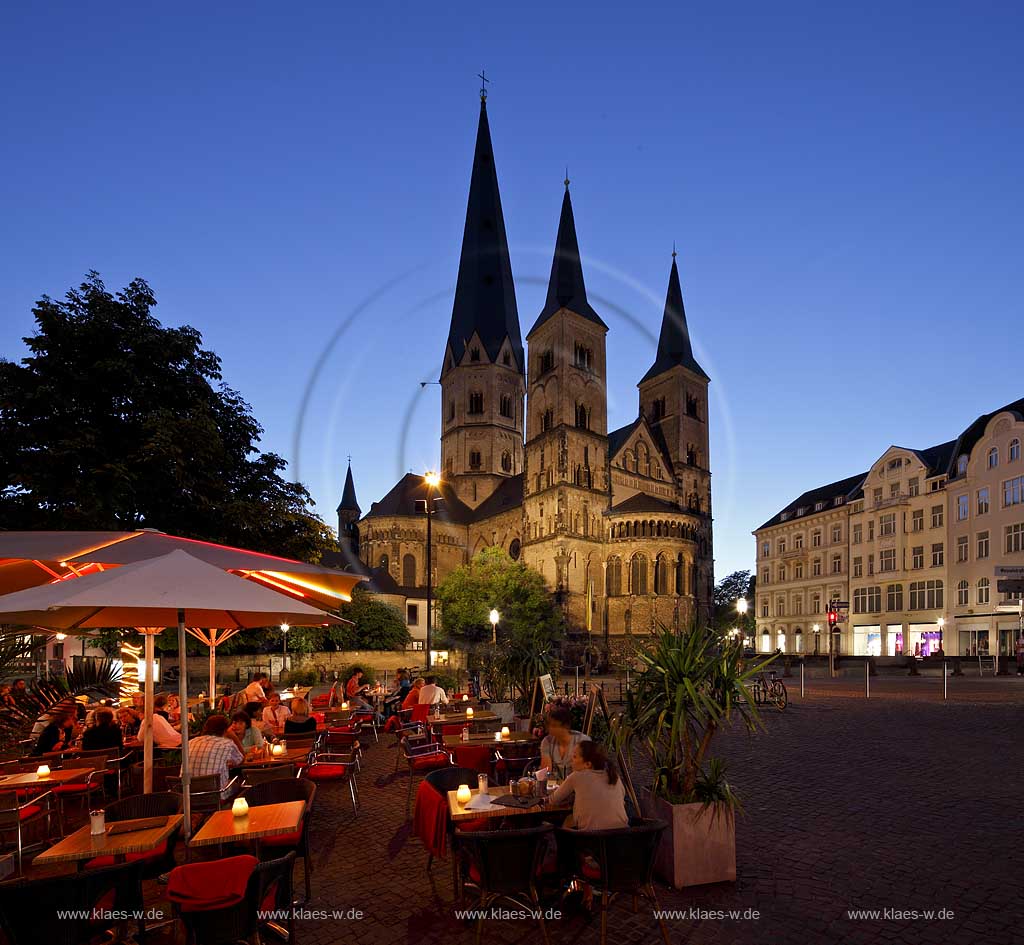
[0,549,344,837]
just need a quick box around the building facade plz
[334,94,715,660]
[754,398,1024,659]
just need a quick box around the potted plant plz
[617,625,772,888]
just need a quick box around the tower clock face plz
[508,538,521,560]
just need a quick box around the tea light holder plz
[341,701,349,711]
[465,707,474,718]
[35,764,50,777]
[271,743,285,757]
[231,797,249,818]
[462,694,469,702]
[455,784,472,806]
[493,731,502,742]
[500,726,510,740]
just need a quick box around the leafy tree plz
[338,588,410,651]
[0,272,334,563]
[712,569,756,637]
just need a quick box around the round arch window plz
[508,539,521,560]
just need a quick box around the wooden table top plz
[427,710,497,727]
[0,767,94,787]
[443,732,537,748]
[189,799,306,847]
[33,814,183,865]
[447,785,570,823]
[241,747,310,768]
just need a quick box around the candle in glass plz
[36,764,50,777]
[465,707,474,718]
[455,784,471,806]
[494,731,502,742]
[500,726,510,740]
[232,797,249,818]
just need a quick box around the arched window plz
[468,391,484,414]
[630,554,648,595]
[761,631,770,653]
[1012,439,1021,462]
[508,539,521,561]
[675,553,685,594]
[777,631,786,653]
[501,450,512,472]
[988,447,999,469]
[977,577,990,604]
[957,455,968,476]
[574,403,589,430]
[606,557,622,597]
[957,580,969,606]
[379,554,389,572]
[402,554,416,587]
[654,555,668,595]
[794,628,803,652]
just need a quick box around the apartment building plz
[754,397,1024,659]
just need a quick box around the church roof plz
[607,416,675,476]
[640,256,708,384]
[363,473,475,525]
[608,492,683,515]
[445,99,524,373]
[319,551,400,595]
[607,418,643,457]
[336,463,360,515]
[469,474,523,522]
[529,186,607,336]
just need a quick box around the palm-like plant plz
[619,624,775,807]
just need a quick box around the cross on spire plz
[477,70,490,101]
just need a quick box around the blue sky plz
[1,2,1022,577]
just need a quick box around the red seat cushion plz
[580,855,602,881]
[53,782,95,794]
[86,839,168,869]
[306,764,349,780]
[410,754,450,771]
[168,854,257,912]
[17,804,42,821]
[260,879,280,913]
[260,825,303,847]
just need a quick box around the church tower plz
[522,184,610,628]
[440,94,525,509]
[336,461,361,566]
[638,253,714,619]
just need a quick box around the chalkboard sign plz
[539,674,556,701]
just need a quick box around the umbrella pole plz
[143,632,155,793]
[177,609,191,841]
[209,642,216,714]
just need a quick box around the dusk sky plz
[1,2,1021,577]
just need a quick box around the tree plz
[0,273,335,563]
[713,569,756,637]
[339,588,410,651]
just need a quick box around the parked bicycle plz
[751,669,788,710]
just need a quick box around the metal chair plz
[243,763,297,786]
[167,773,241,824]
[494,743,541,785]
[401,739,452,818]
[304,750,359,815]
[0,790,55,875]
[50,757,104,831]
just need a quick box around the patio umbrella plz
[0,548,344,837]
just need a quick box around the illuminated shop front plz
[907,623,942,657]
[957,627,990,657]
[852,625,881,656]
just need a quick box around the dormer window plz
[502,351,511,366]
[470,347,480,362]
[957,455,969,476]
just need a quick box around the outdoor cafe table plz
[427,710,496,728]
[0,767,94,789]
[442,731,537,748]
[240,747,311,768]
[189,799,306,848]
[33,814,184,869]
[447,785,571,823]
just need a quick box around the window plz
[977,577,990,604]
[573,343,593,371]
[978,488,990,515]
[831,554,842,574]
[508,538,521,560]
[654,556,669,595]
[402,554,416,587]
[811,593,821,613]
[1003,476,1024,508]
[868,553,874,575]
[793,596,803,615]
[650,397,666,422]
[957,495,969,521]
[776,598,785,617]
[499,395,513,418]
[912,546,924,569]
[852,524,862,544]
[812,558,822,577]
[909,580,943,610]
[868,520,875,541]
[541,408,553,432]
[812,530,822,548]
[761,541,770,557]
[957,455,969,476]
[835,496,846,506]
[574,403,589,429]
[908,478,920,497]
[912,509,924,532]
[1005,523,1024,554]
[761,567,769,585]
[831,525,842,543]
[778,538,787,554]
[794,562,804,579]
[956,536,969,563]
[880,549,896,572]
[890,482,901,497]
[1012,439,1021,462]
[931,543,944,567]
[447,401,455,422]
[815,501,825,511]
[470,346,480,362]
[880,513,896,536]
[539,349,555,374]
[469,450,482,469]
[606,558,622,596]
[957,580,969,606]
[873,487,882,505]
[853,587,881,613]
[410,640,424,651]
[406,603,419,626]
[503,351,511,366]
[630,554,648,594]
[379,554,389,571]
[501,450,512,472]
[977,531,990,559]
[853,556,863,578]
[777,565,786,582]
[931,505,944,528]
[468,391,484,414]
[886,583,903,611]
[794,533,804,550]
[988,447,999,469]
[761,599,769,618]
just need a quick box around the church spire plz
[640,252,708,383]
[337,460,360,517]
[444,97,523,373]
[530,184,607,334]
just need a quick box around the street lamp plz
[812,623,821,656]
[489,609,500,645]
[936,616,945,654]
[417,471,443,670]
[280,623,289,657]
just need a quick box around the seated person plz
[242,673,269,715]
[82,706,124,751]
[141,701,183,748]
[283,697,318,734]
[418,675,449,706]
[261,691,291,736]
[540,706,590,781]
[33,706,78,755]
[230,711,266,757]
[187,714,244,791]
[118,706,142,740]
[0,683,16,709]
[217,686,235,714]
[384,670,411,716]
[549,741,628,831]
[402,678,425,711]
[345,668,373,710]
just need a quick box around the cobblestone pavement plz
[21,678,1023,945]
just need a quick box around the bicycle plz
[751,669,788,710]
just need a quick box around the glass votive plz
[465,707,474,718]
[232,797,249,818]
[462,694,469,702]
[341,701,349,710]
[272,743,285,757]
[456,784,472,806]
[477,773,488,794]
[493,731,502,742]
[90,809,105,835]
[36,764,50,777]
[500,726,510,740]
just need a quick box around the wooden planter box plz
[642,790,736,888]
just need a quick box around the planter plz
[642,789,736,888]
[489,701,514,724]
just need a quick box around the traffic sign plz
[995,566,1024,578]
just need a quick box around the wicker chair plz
[84,792,182,878]
[246,777,317,903]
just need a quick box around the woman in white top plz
[549,740,627,831]
[540,706,589,781]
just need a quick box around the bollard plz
[943,660,947,701]
[800,661,805,698]
[865,660,870,699]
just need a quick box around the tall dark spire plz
[444,98,523,373]
[337,461,360,516]
[530,185,607,334]
[640,254,708,383]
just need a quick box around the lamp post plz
[417,471,442,670]
[936,616,945,655]
[813,623,821,656]
[489,608,500,646]
[736,597,748,650]
[280,623,289,656]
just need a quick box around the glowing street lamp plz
[489,608,500,645]
[812,623,821,655]
[280,623,289,657]
[416,471,443,669]
[936,616,945,652]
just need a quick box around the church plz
[335,93,715,662]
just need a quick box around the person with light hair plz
[284,696,317,734]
